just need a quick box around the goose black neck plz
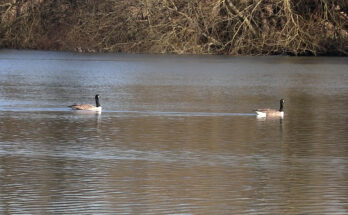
[95,96,100,107]
[279,100,284,112]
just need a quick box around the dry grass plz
[1,0,347,55]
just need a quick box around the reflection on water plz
[0,50,348,214]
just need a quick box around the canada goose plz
[69,94,102,112]
[255,99,284,117]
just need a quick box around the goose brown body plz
[69,95,102,112]
[255,99,284,117]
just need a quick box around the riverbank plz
[1,0,347,55]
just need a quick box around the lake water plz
[0,49,347,214]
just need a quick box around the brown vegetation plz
[0,0,347,55]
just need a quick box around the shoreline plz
[1,0,347,56]
[2,49,347,62]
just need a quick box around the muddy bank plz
[1,0,347,55]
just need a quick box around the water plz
[0,49,347,214]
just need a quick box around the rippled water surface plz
[0,50,348,214]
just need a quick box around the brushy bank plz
[1,0,347,55]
